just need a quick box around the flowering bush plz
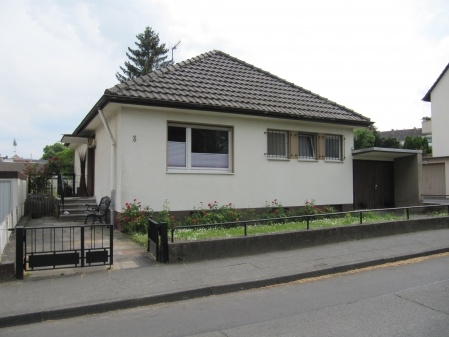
[23,156,62,194]
[300,199,335,215]
[263,199,289,218]
[184,201,246,225]
[152,200,177,229]
[116,199,152,233]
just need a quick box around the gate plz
[15,224,113,279]
[147,219,168,263]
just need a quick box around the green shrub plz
[116,199,152,234]
[184,201,247,225]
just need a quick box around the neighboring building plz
[379,127,431,148]
[62,50,421,219]
[421,62,449,197]
[0,155,47,177]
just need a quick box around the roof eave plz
[104,95,372,127]
[422,61,449,102]
[71,93,372,136]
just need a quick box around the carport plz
[352,147,422,209]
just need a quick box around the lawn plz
[129,209,449,247]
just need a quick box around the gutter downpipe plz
[98,109,116,227]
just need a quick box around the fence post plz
[359,212,363,224]
[15,226,24,280]
[81,226,85,267]
[160,222,169,263]
[110,224,114,265]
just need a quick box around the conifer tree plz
[115,26,173,83]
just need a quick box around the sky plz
[0,0,448,159]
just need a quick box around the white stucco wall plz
[93,105,355,212]
[431,69,449,157]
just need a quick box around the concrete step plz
[58,213,87,222]
[58,197,98,222]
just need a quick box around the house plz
[64,50,418,221]
[422,61,449,197]
[379,127,432,148]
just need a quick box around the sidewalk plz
[1,225,448,328]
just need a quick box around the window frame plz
[167,123,233,173]
[324,134,343,161]
[298,133,317,160]
[266,129,289,160]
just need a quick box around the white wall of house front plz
[431,69,449,157]
[96,105,356,213]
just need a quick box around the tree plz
[354,129,375,149]
[354,125,403,150]
[381,137,401,149]
[403,136,432,156]
[42,143,74,175]
[116,26,173,83]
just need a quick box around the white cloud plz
[0,0,448,158]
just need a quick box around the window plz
[267,130,288,159]
[168,124,232,172]
[325,134,342,160]
[298,133,316,159]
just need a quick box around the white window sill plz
[267,157,289,161]
[297,158,318,162]
[324,159,344,163]
[167,168,233,175]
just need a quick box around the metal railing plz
[170,204,449,242]
[15,223,113,279]
[148,218,168,263]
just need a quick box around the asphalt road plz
[2,254,449,337]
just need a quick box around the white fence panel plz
[0,211,13,257]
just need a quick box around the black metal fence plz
[148,218,168,263]
[15,223,113,279]
[170,204,449,242]
[25,194,57,218]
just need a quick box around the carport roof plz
[352,147,421,161]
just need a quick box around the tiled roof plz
[103,50,371,126]
[380,128,423,142]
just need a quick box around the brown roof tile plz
[73,51,371,135]
[104,51,370,125]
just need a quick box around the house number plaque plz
[133,135,137,142]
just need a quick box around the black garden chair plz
[84,196,111,224]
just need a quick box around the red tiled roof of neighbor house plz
[74,50,372,134]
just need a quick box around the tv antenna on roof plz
[171,41,181,62]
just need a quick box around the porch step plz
[58,197,97,222]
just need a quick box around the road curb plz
[1,247,448,328]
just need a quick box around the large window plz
[168,124,232,172]
[325,134,342,161]
[267,130,288,159]
[298,133,316,159]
